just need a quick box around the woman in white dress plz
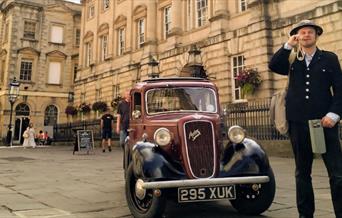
[23,123,36,148]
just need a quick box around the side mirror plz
[132,110,141,119]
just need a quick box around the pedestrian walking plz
[22,123,36,148]
[100,107,114,153]
[116,91,130,149]
[269,20,342,218]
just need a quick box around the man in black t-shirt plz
[116,91,130,149]
[101,108,114,152]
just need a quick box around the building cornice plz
[17,47,41,56]
[1,1,43,13]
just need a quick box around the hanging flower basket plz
[92,101,108,112]
[65,105,78,116]
[111,96,123,112]
[236,68,262,97]
[78,103,91,114]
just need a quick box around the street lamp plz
[68,91,74,103]
[187,44,207,78]
[6,77,20,147]
[147,55,159,78]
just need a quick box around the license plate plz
[178,185,236,203]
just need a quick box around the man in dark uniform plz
[269,20,342,218]
[116,91,130,149]
[101,107,114,152]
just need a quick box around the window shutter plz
[51,26,63,43]
[48,62,61,84]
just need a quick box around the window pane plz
[44,105,58,126]
[85,42,92,66]
[20,60,32,81]
[73,64,78,81]
[118,28,125,55]
[146,88,217,114]
[138,19,145,47]
[232,55,245,100]
[164,6,171,38]
[240,0,247,12]
[75,29,80,45]
[48,62,61,84]
[197,0,207,27]
[88,5,95,18]
[113,85,120,98]
[101,35,108,61]
[15,103,30,116]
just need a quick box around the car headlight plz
[154,128,171,146]
[228,125,246,144]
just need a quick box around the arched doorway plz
[44,105,58,138]
[13,103,30,145]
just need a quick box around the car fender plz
[219,138,271,177]
[131,142,185,180]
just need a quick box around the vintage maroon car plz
[124,77,275,218]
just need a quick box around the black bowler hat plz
[289,20,323,36]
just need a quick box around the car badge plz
[193,114,203,119]
[188,129,201,141]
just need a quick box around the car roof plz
[143,77,208,83]
[132,77,216,91]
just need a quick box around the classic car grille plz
[184,121,215,178]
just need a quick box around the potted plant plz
[78,103,91,114]
[111,96,123,112]
[236,68,262,98]
[65,105,78,116]
[92,101,108,112]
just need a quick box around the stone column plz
[214,0,229,17]
[146,0,157,45]
[169,0,182,36]
[209,0,229,36]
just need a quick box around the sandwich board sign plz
[77,130,94,154]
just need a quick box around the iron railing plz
[225,99,287,140]
[224,99,342,141]
[53,100,342,142]
[53,119,119,142]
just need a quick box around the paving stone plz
[0,146,337,217]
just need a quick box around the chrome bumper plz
[141,176,269,189]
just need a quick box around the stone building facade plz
[75,0,342,119]
[0,0,81,145]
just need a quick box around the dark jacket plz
[269,46,342,122]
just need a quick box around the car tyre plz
[230,168,276,215]
[125,163,166,218]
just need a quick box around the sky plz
[65,0,81,3]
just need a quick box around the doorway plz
[13,117,30,145]
[13,103,30,145]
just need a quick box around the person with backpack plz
[269,20,342,218]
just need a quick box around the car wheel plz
[230,168,276,215]
[125,163,166,218]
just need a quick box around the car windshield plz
[146,87,217,114]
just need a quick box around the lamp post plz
[147,55,159,78]
[6,77,20,147]
[187,44,207,78]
